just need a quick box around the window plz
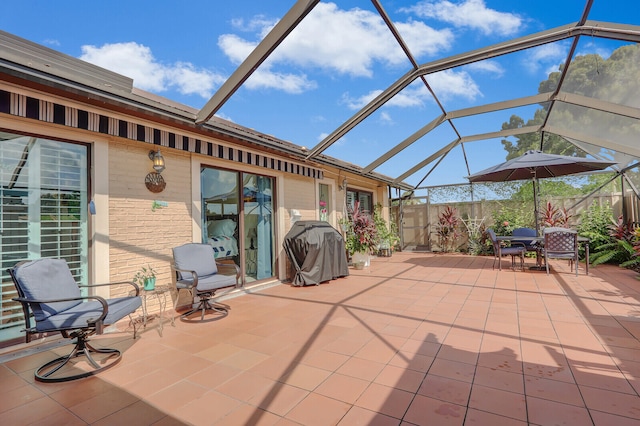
[319,183,329,221]
[1,133,88,342]
[346,189,373,214]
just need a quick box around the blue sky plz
[1,0,636,189]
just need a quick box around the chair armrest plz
[171,264,199,287]
[78,280,140,296]
[12,295,110,333]
[216,262,241,287]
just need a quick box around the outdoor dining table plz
[497,234,590,275]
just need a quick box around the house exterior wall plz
[0,77,392,339]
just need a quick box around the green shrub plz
[577,201,614,254]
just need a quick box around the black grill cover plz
[283,221,349,286]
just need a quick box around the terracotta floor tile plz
[354,337,403,364]
[580,386,640,420]
[249,355,297,380]
[428,358,476,383]
[0,382,46,413]
[388,351,434,373]
[355,382,414,419]
[336,357,386,381]
[337,405,399,426]
[473,365,524,393]
[186,362,242,389]
[468,384,526,421]
[523,376,585,406]
[417,374,471,406]
[526,396,592,426]
[285,393,351,425]
[464,408,528,426]
[0,395,67,425]
[299,349,350,372]
[436,344,480,365]
[279,363,332,391]
[216,371,277,402]
[403,394,465,426]
[4,256,640,425]
[92,400,166,426]
[67,386,139,423]
[323,337,368,356]
[218,348,270,370]
[248,382,309,417]
[590,410,640,426]
[172,390,242,425]
[374,364,425,393]
[400,338,441,357]
[315,372,370,404]
[146,380,209,413]
[216,403,282,426]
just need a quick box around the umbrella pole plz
[533,177,539,236]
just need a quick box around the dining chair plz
[543,227,579,276]
[487,229,526,271]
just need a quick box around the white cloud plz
[244,69,317,94]
[404,0,522,37]
[217,2,453,93]
[466,60,505,77]
[342,69,480,110]
[379,111,394,125]
[79,42,226,98]
[524,42,568,74]
[428,69,481,100]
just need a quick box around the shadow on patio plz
[1,252,640,425]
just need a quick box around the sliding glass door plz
[242,173,274,280]
[201,166,275,283]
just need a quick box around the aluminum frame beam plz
[195,0,320,125]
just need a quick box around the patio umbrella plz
[467,150,616,233]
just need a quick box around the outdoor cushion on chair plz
[9,258,142,382]
[171,243,240,321]
[487,228,526,271]
[512,227,538,253]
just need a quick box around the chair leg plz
[35,331,122,382]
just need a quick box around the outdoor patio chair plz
[543,227,579,276]
[8,258,142,382]
[512,227,538,253]
[487,228,526,271]
[171,243,240,321]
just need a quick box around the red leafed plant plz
[540,201,573,228]
[436,206,461,252]
[344,201,378,255]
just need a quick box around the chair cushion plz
[194,273,237,292]
[512,228,537,249]
[173,244,218,279]
[35,296,142,332]
[12,258,82,321]
[500,247,525,256]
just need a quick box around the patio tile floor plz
[2,252,640,425]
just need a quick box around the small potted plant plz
[133,264,157,291]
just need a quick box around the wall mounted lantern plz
[145,149,166,193]
[148,149,166,173]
